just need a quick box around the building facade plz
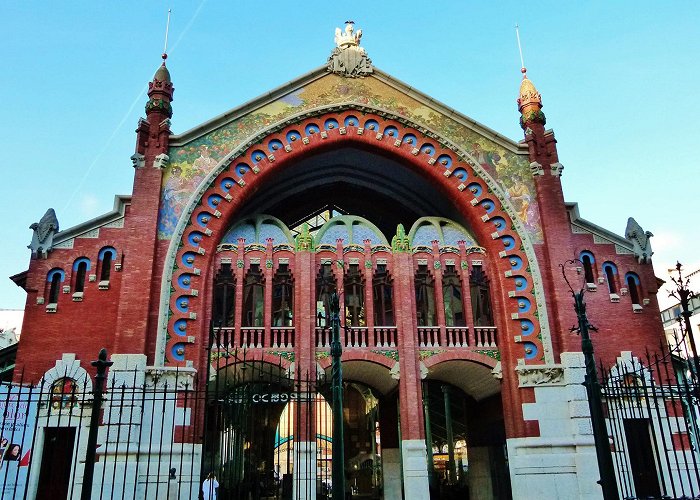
[7,25,686,500]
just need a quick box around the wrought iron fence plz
[0,348,322,500]
[601,343,700,500]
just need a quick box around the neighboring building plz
[5,24,689,500]
[0,309,22,381]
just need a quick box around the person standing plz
[202,472,219,500]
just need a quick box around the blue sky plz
[1,1,698,310]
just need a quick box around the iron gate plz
[601,345,700,499]
[0,347,327,500]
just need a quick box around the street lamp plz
[561,260,618,500]
[668,262,700,380]
[330,291,346,500]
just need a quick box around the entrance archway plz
[423,360,511,500]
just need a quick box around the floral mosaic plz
[159,73,543,242]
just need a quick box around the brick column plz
[363,239,374,335]
[264,238,274,347]
[234,238,245,345]
[431,241,446,346]
[393,251,430,499]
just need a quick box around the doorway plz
[36,427,76,500]
[624,418,661,498]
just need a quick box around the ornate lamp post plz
[561,261,618,500]
[330,292,346,500]
[669,262,700,379]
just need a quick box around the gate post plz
[81,348,114,500]
[330,292,346,500]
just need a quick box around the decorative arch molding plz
[156,104,553,367]
[41,353,92,394]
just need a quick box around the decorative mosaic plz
[370,349,399,361]
[419,349,446,360]
[473,349,501,361]
[267,350,294,362]
[158,74,542,242]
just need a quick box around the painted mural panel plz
[159,73,542,242]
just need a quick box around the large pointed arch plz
[156,105,552,367]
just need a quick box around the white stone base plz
[293,441,317,500]
[382,448,402,500]
[508,352,603,500]
[401,439,430,500]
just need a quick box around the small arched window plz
[442,265,465,327]
[414,264,436,326]
[98,247,117,284]
[344,264,365,327]
[272,264,294,327]
[47,268,64,305]
[626,273,642,307]
[469,265,494,326]
[243,264,265,327]
[213,263,236,327]
[373,264,394,326]
[602,262,618,295]
[316,263,337,328]
[72,258,90,295]
[580,251,596,285]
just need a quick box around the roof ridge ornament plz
[327,21,373,78]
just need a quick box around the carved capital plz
[550,162,564,177]
[154,153,169,169]
[529,161,544,176]
[516,364,564,387]
[130,153,145,169]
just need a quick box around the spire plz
[515,25,545,131]
[146,52,174,119]
[146,10,174,119]
[517,68,544,126]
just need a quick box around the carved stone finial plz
[295,223,315,252]
[327,21,373,78]
[391,224,410,252]
[625,217,654,264]
[28,208,59,257]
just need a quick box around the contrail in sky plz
[61,0,207,214]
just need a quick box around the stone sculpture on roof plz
[327,21,373,78]
[625,217,654,264]
[28,208,59,257]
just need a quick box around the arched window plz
[344,264,365,327]
[51,377,78,410]
[73,258,90,295]
[442,265,465,327]
[580,251,596,285]
[213,263,236,327]
[626,273,642,307]
[243,264,265,327]
[272,264,294,327]
[469,265,494,326]
[373,264,394,326]
[47,269,64,305]
[98,247,117,284]
[602,262,618,294]
[316,263,337,327]
[414,264,436,326]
